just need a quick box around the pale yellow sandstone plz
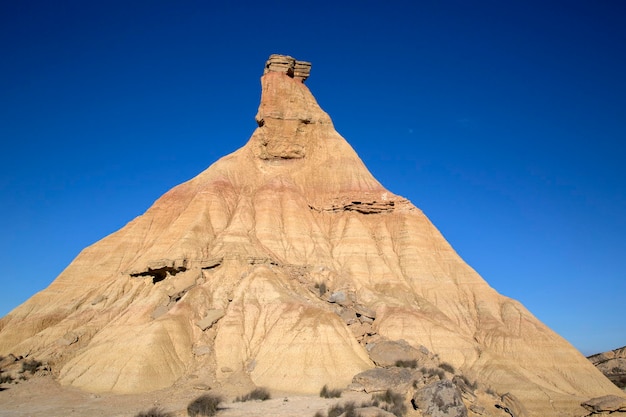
[0,55,622,416]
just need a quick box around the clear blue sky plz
[1,1,624,356]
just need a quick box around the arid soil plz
[0,375,373,417]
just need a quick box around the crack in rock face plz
[130,265,187,284]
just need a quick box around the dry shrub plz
[317,282,327,295]
[395,359,417,368]
[455,374,478,391]
[320,384,342,398]
[187,394,223,417]
[420,366,445,379]
[21,359,42,374]
[234,387,271,402]
[327,403,345,417]
[0,374,14,384]
[439,362,455,374]
[135,407,174,417]
[372,389,406,417]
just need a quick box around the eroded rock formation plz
[0,55,623,416]
[413,379,468,417]
[263,54,311,82]
[589,345,626,389]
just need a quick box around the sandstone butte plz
[0,55,622,416]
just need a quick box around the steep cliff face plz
[0,55,622,416]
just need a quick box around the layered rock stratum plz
[0,54,623,416]
[589,346,626,390]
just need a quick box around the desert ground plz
[0,375,380,417]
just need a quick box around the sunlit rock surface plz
[0,54,622,416]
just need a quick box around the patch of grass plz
[21,359,42,374]
[372,389,406,417]
[439,362,455,374]
[234,387,271,402]
[455,374,478,391]
[134,407,174,417]
[372,389,400,405]
[187,394,223,417]
[327,403,345,417]
[320,384,342,398]
[419,367,445,379]
[322,396,404,417]
[314,282,328,296]
[0,374,14,384]
[395,359,417,368]
[343,402,358,417]
[323,402,358,417]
